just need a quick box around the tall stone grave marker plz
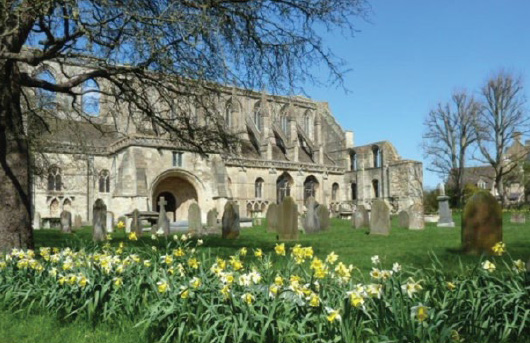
[131,209,142,236]
[398,210,410,228]
[266,204,279,232]
[92,199,107,242]
[157,196,170,237]
[353,205,369,229]
[437,183,454,227]
[33,212,41,230]
[106,212,114,233]
[206,208,219,229]
[408,204,425,230]
[60,210,72,233]
[462,191,502,255]
[222,201,240,239]
[370,200,390,236]
[188,202,203,236]
[303,197,320,233]
[317,205,330,231]
[278,196,298,240]
[73,214,82,229]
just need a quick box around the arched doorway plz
[152,176,198,222]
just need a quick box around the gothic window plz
[82,79,100,116]
[36,70,57,110]
[99,169,110,193]
[47,166,62,191]
[303,111,310,135]
[276,173,292,204]
[50,198,60,217]
[372,179,379,198]
[255,178,264,198]
[350,152,357,171]
[281,114,289,134]
[303,175,319,202]
[477,179,487,189]
[332,183,339,201]
[351,183,357,200]
[253,102,263,131]
[173,151,183,167]
[372,146,380,168]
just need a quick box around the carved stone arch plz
[225,97,242,129]
[253,100,264,131]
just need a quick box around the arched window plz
[351,183,357,200]
[276,172,293,203]
[82,79,100,116]
[99,169,110,193]
[303,111,311,135]
[372,179,379,198]
[372,146,380,168]
[47,166,62,191]
[255,178,264,198]
[350,152,357,171]
[36,70,56,110]
[303,175,319,202]
[50,198,60,217]
[332,183,339,201]
[253,102,263,131]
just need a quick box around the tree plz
[0,1,369,250]
[475,71,529,206]
[422,91,480,207]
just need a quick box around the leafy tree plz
[0,0,369,250]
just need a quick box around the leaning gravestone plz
[188,202,203,236]
[222,201,240,239]
[408,204,425,230]
[73,214,82,229]
[266,204,279,233]
[278,196,298,240]
[370,200,390,236]
[131,209,142,236]
[33,212,41,230]
[462,191,502,255]
[60,210,72,233]
[437,183,455,227]
[303,197,320,234]
[92,199,107,242]
[157,197,170,237]
[398,210,410,228]
[106,212,114,233]
[353,205,369,229]
[317,205,330,231]
[206,208,219,229]
[510,212,526,224]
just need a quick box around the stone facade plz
[30,62,423,226]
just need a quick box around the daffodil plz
[348,290,365,308]
[370,268,382,279]
[157,280,169,293]
[220,285,231,299]
[412,304,429,322]
[371,255,380,264]
[275,243,286,256]
[446,281,456,291]
[401,278,422,298]
[128,232,137,241]
[173,248,186,257]
[241,292,254,305]
[274,275,284,286]
[239,247,248,257]
[180,287,190,299]
[190,277,202,289]
[116,221,125,230]
[187,258,200,269]
[392,262,401,273]
[254,248,263,258]
[492,242,506,256]
[308,293,320,307]
[269,284,280,298]
[514,259,526,272]
[482,260,496,273]
[325,307,341,323]
[113,277,123,288]
[197,239,203,246]
[325,251,338,264]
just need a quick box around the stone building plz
[30,62,423,227]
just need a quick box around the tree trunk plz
[495,173,505,208]
[0,61,34,251]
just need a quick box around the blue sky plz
[304,0,530,189]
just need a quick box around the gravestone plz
[266,204,279,233]
[303,197,320,234]
[317,205,330,231]
[188,202,203,236]
[106,212,114,233]
[437,183,454,227]
[73,214,82,229]
[60,210,72,233]
[131,209,142,236]
[206,208,219,229]
[408,204,425,230]
[278,196,298,240]
[157,197,170,237]
[92,199,107,242]
[353,205,369,229]
[510,213,526,224]
[370,200,390,236]
[398,210,410,228]
[462,191,502,255]
[222,201,240,239]
[33,212,41,230]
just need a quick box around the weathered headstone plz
[206,208,219,229]
[131,209,141,236]
[353,205,369,229]
[462,191,502,255]
[510,212,526,224]
[157,197,170,237]
[106,211,114,233]
[370,200,391,236]
[398,210,410,228]
[303,197,320,234]
[266,204,279,232]
[317,205,330,231]
[73,214,82,229]
[60,210,72,233]
[222,201,240,239]
[188,202,203,236]
[92,199,107,242]
[278,196,298,240]
[408,204,425,230]
[33,212,41,230]
[437,184,454,227]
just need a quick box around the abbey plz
[31,63,423,227]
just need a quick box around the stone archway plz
[152,175,198,222]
